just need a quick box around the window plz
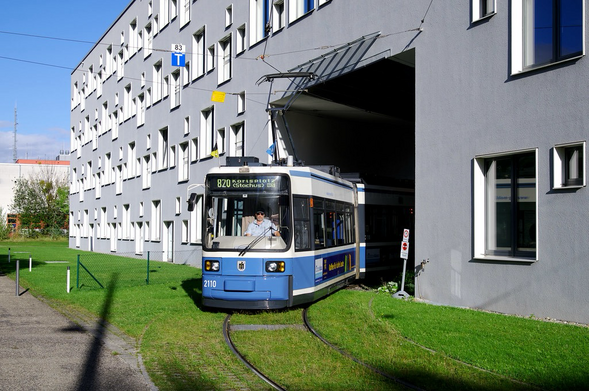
[216,127,226,155]
[179,0,190,26]
[158,127,169,170]
[226,5,233,27]
[144,23,153,58]
[123,204,131,239]
[142,155,151,189]
[137,94,145,127]
[207,44,215,71]
[273,0,285,31]
[472,0,496,22]
[153,61,163,102]
[230,122,245,157]
[289,0,315,23]
[171,70,181,108]
[512,0,583,73]
[190,137,199,162]
[553,141,586,188]
[184,116,190,135]
[182,220,189,243]
[237,25,246,54]
[250,0,271,44]
[201,107,214,156]
[293,196,311,250]
[192,28,206,79]
[237,91,246,114]
[151,200,161,240]
[218,35,232,84]
[116,165,123,194]
[474,150,537,260]
[312,198,354,249]
[178,142,189,182]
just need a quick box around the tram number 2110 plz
[203,280,217,288]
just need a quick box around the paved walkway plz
[0,271,157,391]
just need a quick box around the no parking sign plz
[400,229,410,259]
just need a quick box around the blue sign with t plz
[171,52,185,67]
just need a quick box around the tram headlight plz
[205,260,220,272]
[265,261,285,273]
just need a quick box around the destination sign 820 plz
[208,175,287,191]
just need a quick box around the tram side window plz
[313,199,326,248]
[312,198,354,249]
[293,196,311,251]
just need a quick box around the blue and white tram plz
[200,162,359,310]
[355,182,414,278]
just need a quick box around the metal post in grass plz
[29,254,32,272]
[67,266,71,293]
[146,251,150,285]
[76,254,80,289]
[8,247,10,263]
[15,260,19,296]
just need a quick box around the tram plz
[195,157,413,310]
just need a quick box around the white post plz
[67,266,71,293]
[29,255,32,272]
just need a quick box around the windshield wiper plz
[239,227,273,256]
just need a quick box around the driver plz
[244,210,280,237]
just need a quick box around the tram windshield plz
[203,174,291,251]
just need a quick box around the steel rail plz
[301,307,424,391]
[222,314,286,391]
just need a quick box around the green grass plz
[1,240,588,390]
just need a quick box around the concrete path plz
[0,271,157,391]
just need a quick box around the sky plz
[0,1,130,163]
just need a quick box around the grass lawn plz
[1,239,588,390]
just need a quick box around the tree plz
[10,166,69,238]
[0,207,11,240]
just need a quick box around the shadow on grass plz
[181,277,204,310]
[74,273,117,390]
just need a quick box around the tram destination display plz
[208,175,288,192]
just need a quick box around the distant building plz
[0,159,70,221]
[71,1,589,324]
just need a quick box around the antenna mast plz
[13,104,18,163]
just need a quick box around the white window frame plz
[472,0,496,23]
[553,141,586,189]
[218,34,232,85]
[289,0,315,23]
[225,5,233,27]
[511,0,585,74]
[171,69,181,108]
[236,24,247,54]
[151,200,162,241]
[473,149,538,262]
[273,0,285,31]
[200,107,215,157]
[250,0,270,44]
[192,28,206,79]
[178,141,190,182]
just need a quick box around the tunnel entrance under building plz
[271,51,415,186]
[270,50,416,280]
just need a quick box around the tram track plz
[223,307,424,391]
[223,314,286,391]
[301,307,424,391]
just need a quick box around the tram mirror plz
[208,208,215,218]
[187,193,197,212]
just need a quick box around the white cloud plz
[0,131,69,163]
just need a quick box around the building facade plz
[0,159,70,223]
[71,0,589,323]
